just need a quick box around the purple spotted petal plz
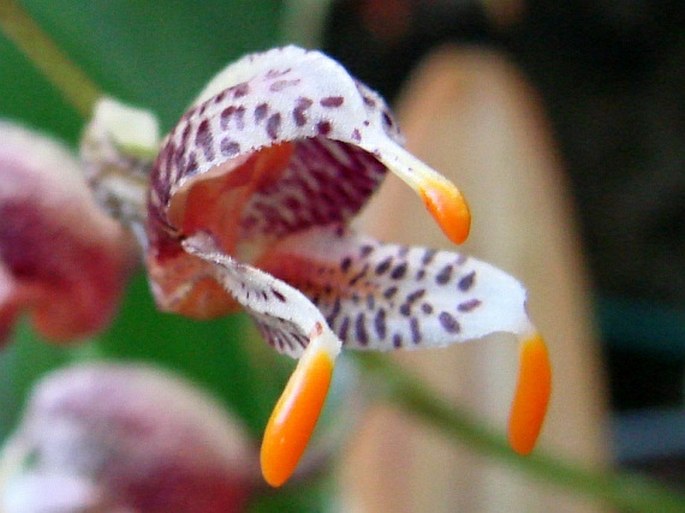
[182,232,342,358]
[256,225,535,352]
[235,138,386,241]
[149,46,398,244]
[143,46,514,349]
[146,46,405,318]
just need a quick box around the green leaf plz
[0,322,80,439]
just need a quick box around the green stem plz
[355,353,685,513]
[0,0,101,118]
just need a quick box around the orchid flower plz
[142,46,552,487]
[0,363,256,513]
[0,121,136,345]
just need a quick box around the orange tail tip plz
[419,177,471,245]
[508,333,552,455]
[369,143,471,245]
[260,346,335,487]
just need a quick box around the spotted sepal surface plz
[182,232,341,358]
[258,226,534,352]
[236,137,386,243]
[149,46,402,246]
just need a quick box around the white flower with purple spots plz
[127,46,552,487]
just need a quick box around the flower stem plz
[355,353,685,513]
[0,0,101,118]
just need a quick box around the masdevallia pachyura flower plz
[143,46,552,487]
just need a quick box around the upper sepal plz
[145,46,470,319]
[146,46,404,318]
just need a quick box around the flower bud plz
[0,121,137,344]
[1,363,258,513]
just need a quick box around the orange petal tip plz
[508,334,552,455]
[419,179,471,245]
[260,347,334,487]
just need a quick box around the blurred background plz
[0,0,683,511]
[319,0,685,491]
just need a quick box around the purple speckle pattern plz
[182,233,323,358]
[142,47,529,359]
[237,138,385,241]
[261,227,498,353]
[148,46,401,250]
[311,237,478,350]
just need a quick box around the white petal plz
[182,232,341,359]
[257,225,536,351]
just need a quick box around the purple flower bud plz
[1,363,258,513]
[0,121,137,344]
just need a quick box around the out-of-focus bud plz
[0,121,137,345]
[0,363,258,513]
[80,98,160,247]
